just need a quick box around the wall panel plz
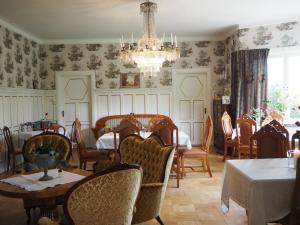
[95,89,172,120]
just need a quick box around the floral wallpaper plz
[0,25,41,88]
[1,20,299,96]
[238,21,300,50]
[41,41,227,97]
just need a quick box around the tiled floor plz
[0,151,255,225]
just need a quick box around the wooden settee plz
[91,114,171,140]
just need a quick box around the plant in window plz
[266,85,288,112]
[250,108,266,124]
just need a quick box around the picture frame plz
[120,72,140,88]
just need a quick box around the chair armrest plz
[38,217,59,225]
[141,183,164,188]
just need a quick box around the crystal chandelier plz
[119,1,180,77]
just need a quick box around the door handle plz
[62,110,64,117]
[204,108,207,114]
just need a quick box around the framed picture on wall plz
[120,72,140,88]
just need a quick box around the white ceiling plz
[0,0,300,43]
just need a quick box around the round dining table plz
[0,168,91,224]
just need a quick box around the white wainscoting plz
[95,88,173,119]
[0,87,55,173]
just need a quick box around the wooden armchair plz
[73,118,110,170]
[269,119,290,149]
[221,111,237,161]
[236,114,257,158]
[250,124,287,159]
[3,126,23,174]
[150,118,180,188]
[113,118,141,152]
[181,115,213,177]
[39,163,143,225]
[46,124,66,136]
[292,131,300,150]
[269,110,284,125]
[117,135,175,225]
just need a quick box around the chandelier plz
[119,1,180,77]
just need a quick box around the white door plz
[56,71,96,147]
[173,69,211,145]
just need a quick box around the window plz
[267,48,300,124]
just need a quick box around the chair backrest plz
[236,115,257,146]
[269,119,290,148]
[23,131,72,163]
[47,124,66,136]
[269,110,284,125]
[203,116,213,152]
[3,126,15,155]
[150,118,178,146]
[124,115,143,130]
[289,157,300,225]
[221,111,233,140]
[119,135,174,184]
[292,131,300,150]
[261,115,273,127]
[73,118,87,158]
[113,119,140,151]
[64,163,142,225]
[250,124,287,159]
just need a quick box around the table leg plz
[38,198,59,221]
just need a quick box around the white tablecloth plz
[96,131,192,150]
[0,169,86,191]
[221,159,296,225]
[18,130,43,147]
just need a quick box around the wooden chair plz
[269,119,290,149]
[150,118,181,188]
[261,115,273,127]
[3,126,23,174]
[289,157,300,225]
[181,115,213,177]
[269,110,284,125]
[46,124,66,136]
[39,163,143,225]
[236,115,257,158]
[221,111,238,161]
[250,124,288,159]
[113,118,141,152]
[292,131,300,150]
[73,118,109,170]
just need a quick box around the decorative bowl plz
[35,154,56,181]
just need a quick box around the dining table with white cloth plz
[95,131,192,150]
[221,158,296,225]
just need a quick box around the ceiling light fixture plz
[119,0,180,77]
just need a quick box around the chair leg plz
[156,216,164,225]
[223,143,227,161]
[84,162,87,170]
[181,156,186,177]
[24,207,31,225]
[176,159,180,188]
[205,156,212,177]
[7,153,10,173]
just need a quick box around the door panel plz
[173,70,210,145]
[57,72,93,147]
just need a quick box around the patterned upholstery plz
[23,132,71,164]
[39,163,142,225]
[119,135,175,224]
[92,114,170,140]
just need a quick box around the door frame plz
[55,71,96,126]
[172,68,212,143]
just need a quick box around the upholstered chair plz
[23,132,72,164]
[118,135,175,225]
[39,163,143,225]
